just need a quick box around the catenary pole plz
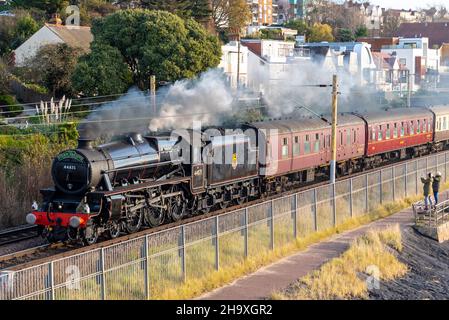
[330,74,338,185]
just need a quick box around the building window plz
[293,136,300,156]
[304,135,311,154]
[314,134,320,153]
[386,124,391,139]
[393,123,398,138]
[282,137,289,159]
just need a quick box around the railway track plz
[0,150,442,271]
[0,225,39,246]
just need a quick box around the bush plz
[0,94,23,117]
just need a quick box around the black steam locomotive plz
[27,129,259,244]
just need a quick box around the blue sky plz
[368,0,449,10]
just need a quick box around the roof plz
[45,24,93,52]
[395,22,449,48]
[249,114,364,134]
[361,108,433,125]
[428,105,449,116]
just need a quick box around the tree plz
[211,0,250,35]
[382,11,401,37]
[139,0,193,19]
[354,25,368,38]
[308,23,334,42]
[72,43,132,96]
[11,14,40,49]
[337,28,354,42]
[90,10,221,88]
[26,43,82,97]
[285,19,310,37]
[76,0,118,26]
[10,0,65,14]
[0,59,10,94]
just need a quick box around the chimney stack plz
[49,13,62,26]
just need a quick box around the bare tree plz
[211,0,250,34]
[382,11,401,37]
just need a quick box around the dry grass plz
[154,195,421,300]
[271,224,407,300]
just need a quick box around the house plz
[395,22,449,48]
[218,41,249,88]
[381,37,440,91]
[297,42,377,86]
[345,1,384,37]
[371,52,408,93]
[14,23,93,66]
[357,37,399,52]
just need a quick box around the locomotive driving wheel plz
[144,205,164,227]
[168,185,186,222]
[125,207,143,233]
[107,221,121,239]
[83,224,99,246]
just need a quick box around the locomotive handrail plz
[101,159,183,174]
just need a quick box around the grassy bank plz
[0,124,78,228]
[157,195,421,300]
[271,224,407,300]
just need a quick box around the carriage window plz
[326,135,331,148]
[423,119,426,133]
[346,130,351,145]
[282,138,289,158]
[386,124,390,139]
[353,130,357,143]
[371,127,376,141]
[444,117,447,130]
[410,121,414,135]
[340,131,344,145]
[393,123,398,138]
[314,134,320,153]
[417,120,420,133]
[428,120,432,132]
[401,122,405,137]
[304,135,311,154]
[293,136,300,156]
[378,126,383,141]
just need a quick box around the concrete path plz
[199,192,447,300]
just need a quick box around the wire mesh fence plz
[1,152,448,300]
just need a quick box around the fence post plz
[416,159,419,195]
[392,167,396,201]
[100,248,106,300]
[445,152,448,182]
[332,183,337,226]
[293,194,298,239]
[181,226,186,282]
[349,178,353,218]
[313,188,318,231]
[144,235,150,300]
[244,208,248,258]
[405,163,408,197]
[270,200,274,250]
[365,174,369,213]
[48,262,55,300]
[215,216,219,271]
[379,170,383,204]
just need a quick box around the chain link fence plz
[1,152,448,300]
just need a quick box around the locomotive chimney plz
[77,138,94,150]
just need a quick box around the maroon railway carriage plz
[248,114,365,185]
[360,108,434,166]
[429,105,449,149]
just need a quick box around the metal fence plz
[413,197,449,228]
[1,151,449,300]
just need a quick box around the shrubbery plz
[0,94,23,117]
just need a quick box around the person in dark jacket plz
[432,172,442,205]
[421,173,432,209]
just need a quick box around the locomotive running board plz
[89,176,190,197]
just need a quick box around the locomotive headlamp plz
[26,213,37,225]
[69,216,82,228]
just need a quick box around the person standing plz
[421,173,432,209]
[432,172,442,205]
